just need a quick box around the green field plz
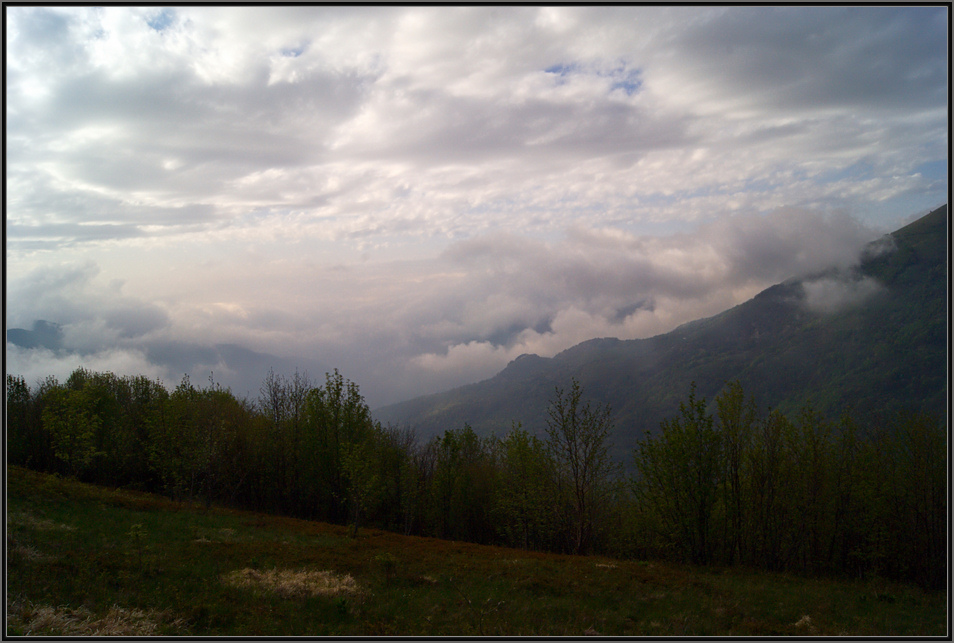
[6,466,946,636]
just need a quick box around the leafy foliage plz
[631,382,946,589]
[7,364,944,588]
[634,383,722,565]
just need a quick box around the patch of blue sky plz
[610,78,642,96]
[913,159,947,181]
[814,161,875,184]
[544,62,579,87]
[635,191,680,207]
[607,67,643,96]
[739,177,776,193]
[545,60,643,96]
[857,193,948,231]
[280,44,307,58]
[146,8,175,32]
[638,185,721,206]
[544,62,579,77]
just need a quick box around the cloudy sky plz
[5,6,948,407]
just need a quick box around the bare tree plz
[545,379,618,555]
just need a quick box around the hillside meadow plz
[6,466,946,637]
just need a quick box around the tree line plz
[5,367,945,589]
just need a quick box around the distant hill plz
[375,205,948,462]
[6,320,64,352]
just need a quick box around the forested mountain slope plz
[375,205,948,460]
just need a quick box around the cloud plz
[392,208,883,393]
[6,207,884,405]
[7,262,170,341]
[6,344,168,390]
[801,274,884,314]
[8,6,945,251]
[5,6,947,406]
[673,7,947,112]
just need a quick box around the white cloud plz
[7,344,169,389]
[801,275,884,315]
[5,6,947,405]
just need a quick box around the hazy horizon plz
[5,6,948,407]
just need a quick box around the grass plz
[6,466,947,636]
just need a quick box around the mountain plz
[6,320,64,352]
[375,205,948,461]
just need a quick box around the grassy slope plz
[6,466,946,637]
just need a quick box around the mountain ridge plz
[375,205,948,459]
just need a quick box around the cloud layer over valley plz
[6,6,947,406]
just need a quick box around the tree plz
[789,406,836,573]
[374,425,420,535]
[545,379,618,555]
[494,423,557,550]
[41,378,102,479]
[633,382,721,564]
[893,412,946,590]
[746,409,797,570]
[302,370,376,523]
[7,375,41,469]
[714,380,756,565]
[341,430,384,537]
[259,368,313,515]
[425,424,496,543]
[861,412,946,589]
[147,374,206,503]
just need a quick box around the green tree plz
[789,407,836,573]
[258,368,313,514]
[633,383,721,564]
[302,370,376,523]
[714,380,756,564]
[147,374,205,502]
[860,412,946,588]
[40,372,103,478]
[746,409,798,570]
[493,423,556,550]
[895,412,946,590]
[425,425,496,543]
[7,375,42,469]
[372,425,420,535]
[341,437,380,537]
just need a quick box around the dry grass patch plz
[8,539,49,562]
[791,614,819,635]
[223,568,360,598]
[7,598,186,636]
[8,511,75,532]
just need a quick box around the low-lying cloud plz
[800,274,884,315]
[6,207,886,406]
[403,209,883,391]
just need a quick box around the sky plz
[5,6,949,408]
